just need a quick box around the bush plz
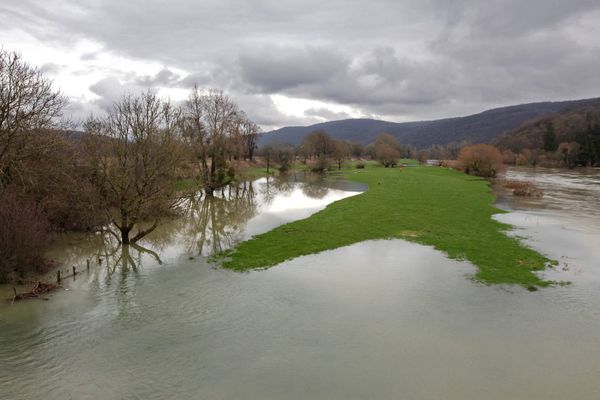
[503,180,543,197]
[309,156,331,173]
[356,161,365,169]
[0,188,52,282]
[458,144,504,178]
[374,133,400,167]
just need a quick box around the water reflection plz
[26,174,364,286]
[2,169,600,400]
[179,181,259,256]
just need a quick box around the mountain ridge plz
[260,97,600,148]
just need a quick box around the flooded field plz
[1,168,600,400]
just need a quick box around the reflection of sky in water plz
[243,178,361,240]
[264,188,357,213]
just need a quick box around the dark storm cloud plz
[238,45,349,92]
[2,0,600,124]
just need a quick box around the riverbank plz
[221,164,554,287]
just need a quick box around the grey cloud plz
[80,52,99,61]
[2,0,600,126]
[135,68,182,88]
[177,72,215,89]
[238,45,349,92]
[304,108,351,121]
[235,45,456,111]
[89,76,148,111]
[40,62,63,75]
[234,93,321,130]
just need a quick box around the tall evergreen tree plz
[543,122,557,152]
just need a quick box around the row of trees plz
[0,50,260,281]
[262,130,409,173]
[84,88,261,244]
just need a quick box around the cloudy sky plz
[2,0,600,130]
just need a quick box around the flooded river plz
[1,169,600,399]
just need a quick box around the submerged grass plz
[174,178,196,191]
[222,164,554,287]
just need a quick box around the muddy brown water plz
[1,169,599,400]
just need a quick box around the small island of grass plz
[221,164,554,287]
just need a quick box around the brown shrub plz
[458,144,504,178]
[0,188,52,283]
[374,133,401,167]
[417,150,429,164]
[308,156,331,173]
[504,180,544,197]
[441,159,463,170]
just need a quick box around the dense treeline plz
[0,50,260,282]
[494,105,600,168]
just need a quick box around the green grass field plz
[221,164,554,287]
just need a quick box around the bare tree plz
[238,111,261,160]
[417,149,429,164]
[0,50,67,187]
[258,144,274,174]
[272,143,295,173]
[0,187,51,282]
[84,91,183,244]
[374,133,401,167]
[300,130,335,159]
[332,140,352,169]
[183,88,241,195]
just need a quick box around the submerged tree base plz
[221,165,554,287]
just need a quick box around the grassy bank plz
[221,164,554,287]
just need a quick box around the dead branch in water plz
[503,179,544,198]
[11,281,61,303]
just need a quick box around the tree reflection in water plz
[52,173,342,281]
[180,180,258,256]
[87,233,164,276]
[301,174,329,199]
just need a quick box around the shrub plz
[356,161,365,169]
[503,180,543,197]
[0,188,52,282]
[273,144,295,173]
[458,144,504,178]
[309,156,331,173]
[374,133,400,167]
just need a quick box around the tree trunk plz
[120,226,131,244]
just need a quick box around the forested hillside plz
[261,98,600,148]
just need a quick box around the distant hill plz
[494,103,600,151]
[260,98,600,148]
